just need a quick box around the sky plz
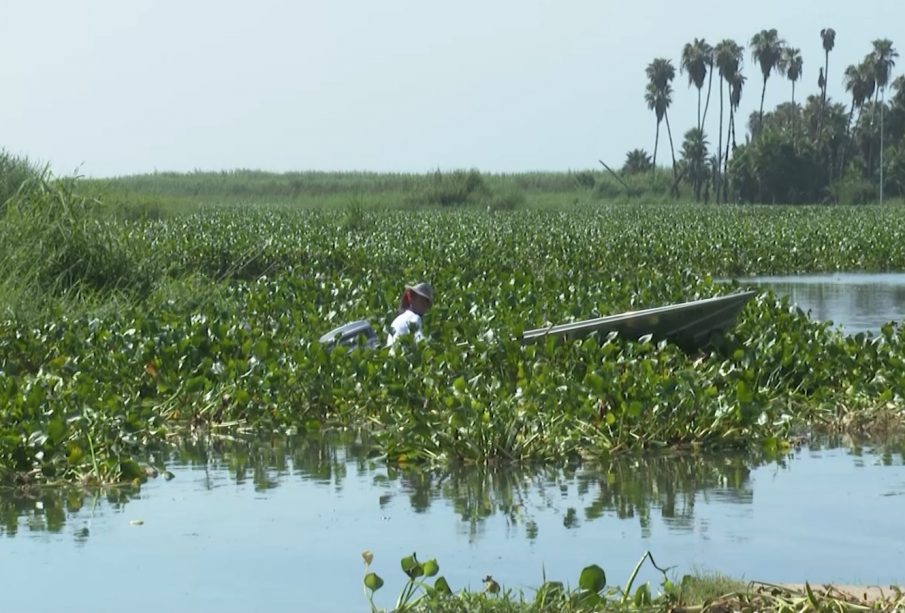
[2,0,902,178]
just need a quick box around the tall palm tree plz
[714,39,743,201]
[701,45,716,131]
[870,39,899,203]
[645,81,667,170]
[645,58,678,181]
[820,28,836,107]
[818,28,836,135]
[728,71,746,158]
[721,71,746,203]
[681,38,712,131]
[781,47,804,108]
[750,29,786,130]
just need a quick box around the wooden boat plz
[521,290,757,351]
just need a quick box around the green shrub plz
[830,176,878,205]
[421,168,489,207]
[572,170,596,189]
[485,189,526,211]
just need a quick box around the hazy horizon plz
[2,0,901,178]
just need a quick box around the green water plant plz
[360,550,674,612]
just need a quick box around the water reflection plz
[0,485,137,541]
[7,434,892,541]
[4,437,904,613]
[733,273,905,335]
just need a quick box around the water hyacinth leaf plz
[434,576,452,595]
[633,582,652,606]
[401,554,422,578]
[584,372,604,393]
[736,380,753,404]
[627,401,643,418]
[363,572,384,592]
[47,418,66,444]
[422,558,439,577]
[578,564,606,592]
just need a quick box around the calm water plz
[732,272,905,335]
[2,438,904,612]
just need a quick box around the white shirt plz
[386,310,424,346]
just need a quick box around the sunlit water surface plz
[2,441,904,612]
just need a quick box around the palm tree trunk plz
[664,110,678,194]
[759,75,768,134]
[791,81,797,130]
[702,68,714,130]
[717,79,724,203]
[880,90,885,204]
[724,104,733,203]
[652,121,661,172]
[697,88,702,131]
[818,49,829,134]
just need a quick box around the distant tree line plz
[625,29,902,204]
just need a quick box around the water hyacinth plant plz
[1,167,905,484]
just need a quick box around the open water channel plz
[2,439,904,612]
[3,273,905,612]
[731,272,905,335]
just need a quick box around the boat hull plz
[521,291,757,352]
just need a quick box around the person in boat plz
[386,282,434,346]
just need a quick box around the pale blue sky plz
[2,0,901,177]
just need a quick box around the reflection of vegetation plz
[0,485,138,539]
[578,453,756,534]
[2,435,902,543]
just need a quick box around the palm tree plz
[622,149,652,174]
[820,28,836,107]
[780,47,804,108]
[714,39,743,201]
[728,71,746,156]
[645,58,678,181]
[681,38,712,131]
[869,39,898,104]
[840,61,875,176]
[645,82,666,171]
[844,61,875,134]
[870,39,899,203]
[721,71,746,203]
[818,28,836,135]
[750,29,786,130]
[680,128,710,201]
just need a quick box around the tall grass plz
[0,151,40,213]
[80,167,698,213]
[0,160,157,320]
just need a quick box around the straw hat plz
[405,282,434,303]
